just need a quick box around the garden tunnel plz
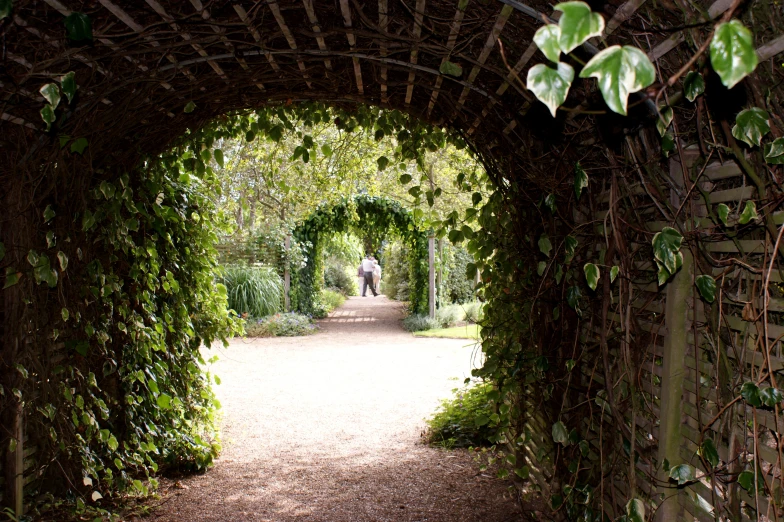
[2,0,784,520]
[292,194,429,315]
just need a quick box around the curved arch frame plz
[293,195,429,315]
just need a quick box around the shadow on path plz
[151,296,522,521]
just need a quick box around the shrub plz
[424,382,499,449]
[402,313,440,332]
[220,265,283,318]
[382,241,410,301]
[436,304,462,328]
[320,288,346,312]
[324,262,358,296]
[461,301,484,324]
[245,312,318,337]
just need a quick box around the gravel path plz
[152,296,523,521]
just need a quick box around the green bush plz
[461,301,484,324]
[402,313,440,332]
[424,382,499,448]
[436,304,462,328]
[444,246,476,304]
[320,288,346,312]
[381,241,410,301]
[220,265,283,318]
[245,312,318,337]
[324,262,358,296]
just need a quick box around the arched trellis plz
[292,195,429,315]
[1,0,784,520]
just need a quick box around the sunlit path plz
[151,296,522,522]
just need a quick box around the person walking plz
[372,259,381,295]
[361,254,378,297]
[357,260,365,296]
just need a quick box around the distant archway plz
[293,195,428,315]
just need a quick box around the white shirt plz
[362,258,375,272]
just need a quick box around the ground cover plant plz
[424,382,499,449]
[244,312,318,337]
[412,324,480,339]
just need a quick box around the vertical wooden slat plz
[429,235,436,318]
[404,0,427,105]
[379,0,389,103]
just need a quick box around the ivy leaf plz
[62,308,69,322]
[661,132,675,157]
[0,0,11,20]
[738,470,754,492]
[538,234,553,258]
[610,265,619,283]
[3,267,21,289]
[732,107,770,147]
[64,12,92,41]
[669,463,696,485]
[321,144,332,157]
[579,45,656,116]
[652,226,683,275]
[515,466,530,479]
[700,438,720,468]
[695,275,716,303]
[526,62,574,118]
[740,381,761,407]
[566,286,582,311]
[183,101,196,114]
[533,24,562,63]
[709,20,758,89]
[40,104,56,131]
[472,192,482,206]
[214,149,224,168]
[684,71,705,102]
[70,137,88,155]
[759,387,783,407]
[717,203,730,225]
[765,138,784,165]
[656,106,673,137]
[60,71,77,103]
[99,181,115,200]
[626,498,645,522]
[564,236,578,261]
[583,263,600,291]
[40,83,61,110]
[551,421,569,444]
[544,194,556,213]
[537,261,547,276]
[738,200,758,225]
[107,435,118,451]
[439,60,463,77]
[245,130,255,142]
[43,204,56,223]
[156,393,173,410]
[554,2,605,54]
[57,251,68,272]
[377,156,390,171]
[399,173,412,184]
[574,162,588,199]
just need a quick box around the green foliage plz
[695,275,716,303]
[424,383,500,448]
[652,226,683,285]
[554,2,604,54]
[710,20,758,89]
[583,263,599,291]
[220,266,283,318]
[324,262,358,296]
[732,107,770,147]
[579,45,656,116]
[380,241,410,300]
[245,312,317,337]
[461,301,484,324]
[738,200,758,224]
[436,304,462,328]
[700,438,720,468]
[765,138,784,165]
[439,60,463,77]
[318,288,346,314]
[574,163,588,199]
[527,62,575,117]
[669,463,696,485]
[0,0,11,20]
[64,12,92,41]
[402,313,441,332]
[684,71,705,102]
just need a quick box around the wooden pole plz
[428,235,436,318]
[284,235,291,312]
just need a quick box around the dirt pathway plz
[152,296,523,521]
